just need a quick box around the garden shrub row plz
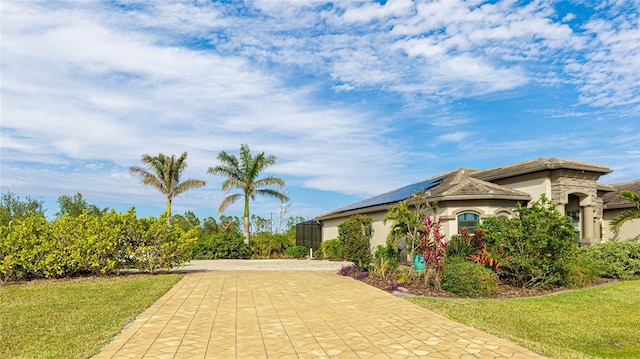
[578,241,640,279]
[0,209,197,282]
[190,232,250,259]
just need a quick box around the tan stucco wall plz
[320,210,394,250]
[493,175,551,200]
[602,209,640,242]
[320,200,522,250]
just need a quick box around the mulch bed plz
[357,264,615,299]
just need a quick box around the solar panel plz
[336,177,444,213]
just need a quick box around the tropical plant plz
[207,144,289,244]
[129,152,206,226]
[609,190,640,233]
[445,229,475,260]
[383,193,434,260]
[421,215,447,290]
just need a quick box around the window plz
[457,212,480,233]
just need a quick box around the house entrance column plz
[583,205,595,244]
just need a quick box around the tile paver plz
[94,270,547,359]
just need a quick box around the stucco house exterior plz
[314,158,639,250]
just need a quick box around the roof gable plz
[474,157,611,181]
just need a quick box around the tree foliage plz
[480,195,577,288]
[55,192,106,218]
[0,192,45,226]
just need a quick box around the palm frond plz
[174,179,207,195]
[253,176,285,189]
[254,189,290,202]
[218,194,243,214]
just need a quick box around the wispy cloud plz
[1,0,638,219]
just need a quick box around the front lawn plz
[409,280,640,359]
[0,274,183,359]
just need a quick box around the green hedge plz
[190,232,250,259]
[0,209,197,282]
[284,246,308,259]
[442,261,499,298]
[321,238,345,259]
[579,241,640,279]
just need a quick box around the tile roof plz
[473,157,611,181]
[603,180,640,209]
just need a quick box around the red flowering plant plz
[420,215,447,291]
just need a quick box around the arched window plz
[457,212,480,233]
[496,211,511,219]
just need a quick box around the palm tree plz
[610,190,640,233]
[130,152,207,226]
[207,144,290,244]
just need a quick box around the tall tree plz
[56,192,106,218]
[0,192,45,226]
[207,144,290,244]
[130,152,206,226]
[610,190,640,233]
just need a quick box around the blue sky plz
[1,0,639,222]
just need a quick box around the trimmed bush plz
[442,261,499,298]
[284,246,308,259]
[342,214,373,270]
[321,238,345,259]
[190,232,250,259]
[579,241,640,279]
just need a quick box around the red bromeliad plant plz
[420,215,447,291]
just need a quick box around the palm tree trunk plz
[166,198,172,226]
[243,216,250,244]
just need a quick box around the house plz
[313,157,639,250]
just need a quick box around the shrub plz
[284,246,308,259]
[191,232,250,259]
[442,261,499,298]
[0,212,50,282]
[579,241,640,279]
[250,232,294,258]
[122,214,198,273]
[337,264,369,279]
[563,255,600,288]
[370,245,399,280]
[480,195,577,288]
[445,232,474,260]
[321,238,345,259]
[342,214,373,270]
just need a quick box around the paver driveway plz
[94,271,547,359]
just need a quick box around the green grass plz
[409,280,640,359]
[0,274,183,359]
